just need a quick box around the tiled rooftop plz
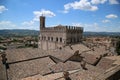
[49,49,74,62]
[50,61,82,73]
[6,48,49,63]
[81,51,101,65]
[2,43,119,80]
[7,57,55,80]
[57,64,105,80]
[96,57,115,70]
[64,43,90,53]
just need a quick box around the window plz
[60,37,62,42]
[51,37,53,41]
[71,38,72,42]
[77,38,79,42]
[48,37,50,41]
[56,37,58,42]
[74,38,76,43]
[44,36,46,40]
[42,36,43,40]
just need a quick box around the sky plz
[0,0,120,32]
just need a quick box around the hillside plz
[83,32,120,37]
[0,29,120,37]
[0,29,39,37]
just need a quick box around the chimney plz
[1,53,7,64]
[40,16,45,29]
[81,60,87,70]
[63,71,71,80]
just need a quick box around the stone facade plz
[39,16,83,50]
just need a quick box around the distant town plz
[0,29,120,55]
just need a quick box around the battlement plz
[65,25,83,30]
[40,25,83,33]
[41,26,66,32]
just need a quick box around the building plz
[39,16,83,50]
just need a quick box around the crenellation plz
[41,27,67,33]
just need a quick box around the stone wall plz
[39,40,64,50]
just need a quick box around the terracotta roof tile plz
[81,52,100,65]
[7,57,55,80]
[96,57,115,70]
[6,48,49,63]
[50,61,81,73]
[49,50,74,62]
[57,64,104,80]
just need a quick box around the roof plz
[4,45,119,80]
[81,51,101,65]
[64,44,90,54]
[6,48,49,63]
[96,57,115,70]
[105,56,120,65]
[7,57,55,80]
[5,48,78,63]
[49,49,74,62]
[50,61,81,73]
[57,64,104,80]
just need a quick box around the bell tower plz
[40,15,45,29]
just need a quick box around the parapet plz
[65,25,83,30]
[40,25,67,32]
[40,25,83,33]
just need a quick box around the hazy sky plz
[0,0,120,32]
